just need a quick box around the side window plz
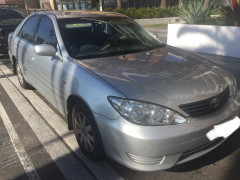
[18,16,40,43]
[35,16,57,47]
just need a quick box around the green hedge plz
[104,7,180,19]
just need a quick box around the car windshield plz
[57,17,163,60]
[0,8,24,19]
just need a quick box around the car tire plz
[16,61,31,89]
[72,102,105,160]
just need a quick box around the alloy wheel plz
[75,112,95,152]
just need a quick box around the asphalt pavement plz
[1,40,240,180]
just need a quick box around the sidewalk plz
[145,27,168,43]
[136,18,169,43]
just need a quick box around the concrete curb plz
[135,17,184,26]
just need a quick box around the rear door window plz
[18,15,40,43]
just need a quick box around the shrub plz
[103,7,179,19]
[220,0,240,26]
[113,8,126,16]
[104,8,113,12]
[178,0,219,25]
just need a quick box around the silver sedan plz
[8,11,240,171]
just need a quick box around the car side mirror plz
[35,44,57,57]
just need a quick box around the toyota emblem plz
[211,98,219,108]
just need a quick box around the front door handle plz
[31,55,36,60]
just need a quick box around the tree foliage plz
[220,0,240,26]
[178,0,219,24]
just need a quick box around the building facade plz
[38,0,230,11]
[103,0,179,9]
[40,0,180,10]
[39,0,97,10]
[0,0,40,9]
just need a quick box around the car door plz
[30,15,65,109]
[15,15,40,85]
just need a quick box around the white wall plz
[167,24,240,58]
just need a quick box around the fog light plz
[127,153,165,165]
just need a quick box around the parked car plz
[8,11,240,171]
[0,5,25,54]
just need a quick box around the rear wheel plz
[72,103,104,160]
[16,61,31,89]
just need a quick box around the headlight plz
[108,97,187,126]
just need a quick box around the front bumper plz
[95,93,240,171]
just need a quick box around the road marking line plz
[0,70,94,180]
[0,64,123,180]
[0,102,40,180]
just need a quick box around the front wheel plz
[16,61,31,89]
[72,103,104,160]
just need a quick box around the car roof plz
[36,10,128,19]
[0,5,27,17]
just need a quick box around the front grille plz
[179,87,229,117]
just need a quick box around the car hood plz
[78,46,228,110]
